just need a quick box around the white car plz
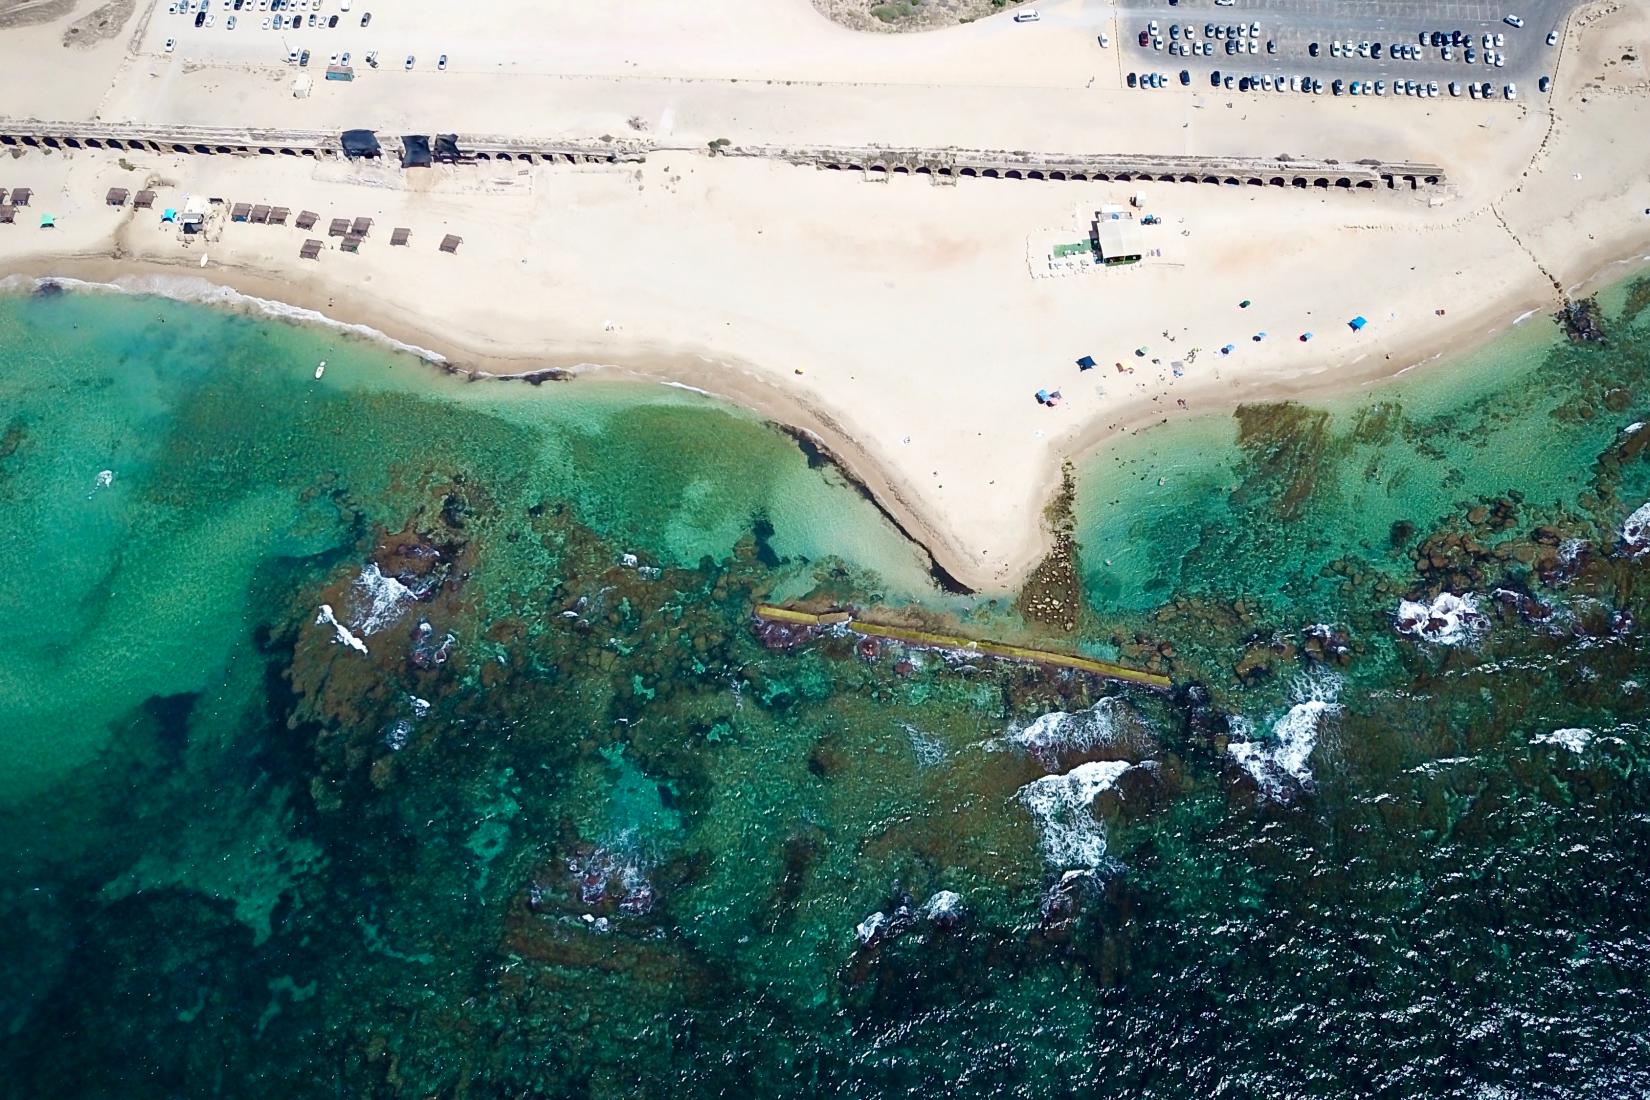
[165,36,176,50]
[1429,80,1439,96]
[204,12,213,25]
[1449,80,1461,96]
[1483,32,1493,47]
[286,48,298,62]
[1148,19,1158,34]
[1012,9,1039,22]
[1504,15,1524,28]
[1547,30,1558,46]
[260,15,269,27]
[1249,22,1260,36]
[404,53,414,69]
[1097,32,1109,47]
[1495,32,1504,46]
[226,14,235,27]
[1505,82,1517,98]
[1495,53,1506,67]
[340,0,351,9]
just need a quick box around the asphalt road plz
[1111,0,1573,99]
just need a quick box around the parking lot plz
[1116,0,1574,100]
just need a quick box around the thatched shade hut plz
[295,209,318,230]
[106,187,129,206]
[439,233,461,254]
[391,227,410,246]
[299,239,322,260]
[328,217,350,237]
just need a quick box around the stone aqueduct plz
[0,120,1446,192]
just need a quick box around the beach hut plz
[269,206,290,225]
[11,187,32,207]
[391,227,410,246]
[340,235,363,253]
[105,187,129,207]
[1076,355,1096,371]
[350,216,372,237]
[328,217,350,237]
[134,190,156,210]
[0,206,14,225]
[299,239,323,260]
[1348,315,1368,331]
[439,233,462,254]
[39,214,55,229]
[250,204,271,224]
[295,209,319,230]
[231,202,252,222]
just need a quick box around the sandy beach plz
[2,0,1649,591]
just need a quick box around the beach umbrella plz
[1239,299,1251,308]
[1076,355,1096,370]
[1253,331,1267,342]
[1300,332,1313,342]
[1349,315,1368,331]
[1221,344,1235,355]
[1135,346,1148,357]
[1035,388,1050,404]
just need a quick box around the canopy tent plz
[38,214,55,228]
[1349,315,1368,331]
[400,135,432,169]
[340,129,382,159]
[160,208,177,223]
[433,134,464,163]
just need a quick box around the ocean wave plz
[0,273,449,364]
[1622,501,1650,556]
[1226,671,1343,798]
[1395,591,1486,646]
[1018,759,1134,868]
[1531,727,1593,753]
[315,604,369,655]
[999,697,1133,763]
[348,563,417,635]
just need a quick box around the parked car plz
[1465,47,1476,63]
[1332,78,1343,95]
[1504,15,1523,28]
[1179,69,1190,85]
[1098,32,1109,47]
[259,15,268,27]
[1449,80,1461,96]
[1429,80,1440,96]
[300,48,309,65]
[404,53,414,69]
[165,36,176,50]
[361,11,371,26]
[1547,30,1558,46]
[1127,72,1137,88]
[327,14,337,26]
[1012,9,1039,22]
[1139,30,1150,47]
[1505,81,1517,98]
[1539,74,1550,92]
[1266,39,1276,54]
[1308,41,1319,56]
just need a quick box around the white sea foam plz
[1018,759,1134,868]
[1395,591,1486,646]
[1532,727,1593,753]
[1622,502,1650,556]
[921,890,963,922]
[349,563,416,635]
[1226,672,1343,798]
[315,604,369,655]
[1003,697,1130,763]
[855,911,888,945]
[409,696,432,719]
[902,723,946,768]
[1,274,448,363]
[1624,422,1645,436]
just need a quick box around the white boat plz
[315,360,327,379]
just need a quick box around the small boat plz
[314,360,327,379]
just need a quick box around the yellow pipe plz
[753,605,1171,689]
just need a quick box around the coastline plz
[8,231,1646,600]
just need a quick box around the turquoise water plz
[1,280,1648,1096]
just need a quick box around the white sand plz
[2,0,1649,591]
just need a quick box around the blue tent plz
[1076,355,1096,370]
[1349,315,1368,331]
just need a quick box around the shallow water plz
[1,280,1648,1096]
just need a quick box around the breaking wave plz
[0,274,448,364]
[348,563,417,636]
[1018,759,1134,869]
[1226,671,1344,798]
[999,697,1133,763]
